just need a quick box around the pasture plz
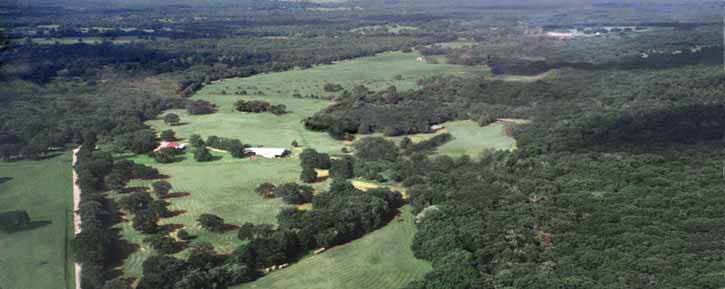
[147,51,475,154]
[118,51,473,281]
[238,206,430,289]
[0,153,75,289]
[113,153,317,277]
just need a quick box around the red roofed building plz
[154,141,186,152]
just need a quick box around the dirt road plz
[72,147,82,289]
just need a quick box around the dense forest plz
[307,66,725,288]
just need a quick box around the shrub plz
[132,210,159,234]
[114,130,159,154]
[300,167,318,183]
[0,210,30,233]
[354,137,398,161]
[330,157,354,180]
[189,134,204,147]
[197,214,226,232]
[269,104,288,115]
[151,180,172,197]
[177,229,193,241]
[163,113,180,126]
[149,200,171,218]
[160,130,176,141]
[104,171,127,190]
[274,183,314,204]
[234,100,287,115]
[143,234,179,254]
[255,183,276,198]
[193,145,213,162]
[119,192,153,213]
[323,82,343,92]
[153,148,178,164]
[186,100,217,115]
[101,278,132,289]
[205,136,246,158]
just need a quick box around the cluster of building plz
[153,141,288,159]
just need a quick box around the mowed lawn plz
[0,153,75,289]
[238,206,430,289]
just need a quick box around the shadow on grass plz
[3,152,65,163]
[159,223,184,233]
[107,230,141,281]
[0,177,11,184]
[1,220,54,234]
[166,210,187,218]
[26,220,53,230]
[173,156,188,162]
[35,152,65,161]
[220,223,240,232]
[119,186,149,194]
[163,192,192,199]
[150,174,171,180]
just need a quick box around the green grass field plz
[356,120,516,158]
[112,152,314,277]
[0,153,75,289]
[147,51,475,154]
[436,121,516,157]
[238,206,430,289]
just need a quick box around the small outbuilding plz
[245,147,289,158]
[430,124,445,132]
[154,141,186,152]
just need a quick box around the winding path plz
[72,147,82,289]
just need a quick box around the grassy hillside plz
[239,206,431,289]
[0,153,75,289]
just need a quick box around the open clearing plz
[356,120,517,159]
[436,120,516,157]
[0,153,75,289]
[491,69,557,82]
[148,51,476,153]
[117,51,474,281]
[351,24,419,34]
[237,206,430,289]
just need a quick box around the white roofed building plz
[245,147,289,158]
